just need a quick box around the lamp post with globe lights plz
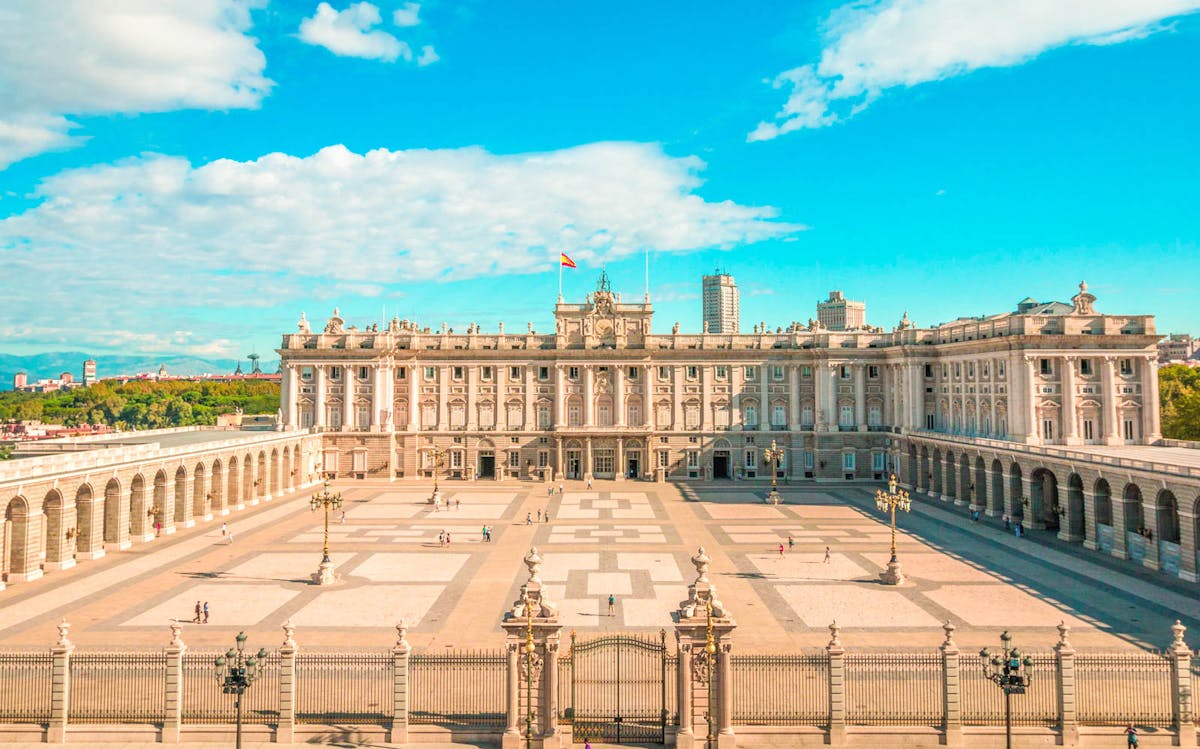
[309,477,342,585]
[762,440,785,505]
[980,631,1034,749]
[212,631,269,749]
[428,446,447,506]
[875,474,911,585]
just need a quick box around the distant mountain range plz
[0,352,280,390]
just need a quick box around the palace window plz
[842,452,856,471]
[804,451,814,470]
[982,363,989,378]
[744,450,757,469]
[569,366,580,380]
[330,366,341,381]
[716,366,728,379]
[841,366,851,379]
[1080,359,1093,376]
[358,366,370,380]
[301,366,313,381]
[744,366,757,380]
[537,405,551,429]
[1042,418,1055,441]
[538,366,549,380]
[659,366,670,380]
[998,361,1005,376]
[1124,419,1136,441]
[924,364,934,378]
[801,405,813,427]
[538,451,549,468]
[967,362,974,378]
[507,403,522,429]
[510,366,521,379]
[628,366,639,380]
[356,407,369,429]
[872,452,885,471]
[743,405,758,427]
[628,403,641,425]
[479,403,495,429]
[1083,419,1095,441]
[772,365,784,380]
[868,405,882,427]
[450,403,466,429]
[481,366,493,381]
[657,451,670,469]
[656,403,671,427]
[954,363,961,378]
[450,451,463,469]
[801,365,812,378]
[453,366,464,380]
[396,367,406,380]
[685,403,700,430]
[568,403,582,426]
[839,405,854,427]
[714,404,730,428]
[1040,359,1052,376]
[1119,358,1133,376]
[424,367,435,380]
[925,413,935,429]
[868,365,879,379]
[686,365,698,380]
[687,450,700,468]
[771,405,786,428]
[421,403,436,428]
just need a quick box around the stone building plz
[278,278,1161,485]
[701,271,739,334]
[816,290,866,331]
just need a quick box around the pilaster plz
[390,620,411,744]
[1170,621,1196,748]
[163,622,185,743]
[278,620,297,744]
[941,622,962,747]
[48,619,72,743]
[1056,622,1078,747]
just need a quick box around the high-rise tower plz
[702,271,740,333]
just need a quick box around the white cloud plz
[0,142,800,353]
[298,2,411,62]
[393,2,421,27]
[0,1,271,168]
[750,0,1200,141]
[417,44,440,66]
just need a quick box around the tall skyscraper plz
[817,290,866,331]
[82,359,97,387]
[702,271,740,333]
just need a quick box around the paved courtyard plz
[1,478,1197,652]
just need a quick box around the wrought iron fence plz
[731,651,828,726]
[296,651,393,724]
[181,650,280,725]
[960,652,1058,726]
[410,650,506,728]
[1076,651,1173,726]
[70,651,166,724]
[845,651,943,726]
[0,650,52,723]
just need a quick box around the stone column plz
[827,622,846,746]
[503,641,521,749]
[882,365,893,430]
[1024,356,1040,444]
[731,365,743,429]
[854,363,866,431]
[343,370,355,432]
[829,362,841,431]
[583,365,595,427]
[717,641,734,745]
[676,635,694,749]
[643,364,654,428]
[911,362,925,430]
[789,364,801,430]
[1055,622,1078,747]
[981,470,998,516]
[390,620,411,744]
[466,365,477,431]
[584,436,593,479]
[75,496,105,561]
[1144,356,1162,443]
[438,366,449,429]
[700,366,711,431]
[1170,621,1197,748]
[1082,489,1099,550]
[278,620,297,743]
[1100,356,1119,444]
[524,365,536,432]
[48,619,72,743]
[1062,355,1078,445]
[941,622,962,747]
[501,548,564,749]
[674,548,736,749]
[543,635,561,741]
[1110,494,1130,560]
[673,366,684,430]
[408,362,419,431]
[615,365,626,427]
[759,362,770,431]
[314,365,326,428]
[555,365,566,426]
[370,365,383,431]
[164,622,185,743]
[1180,514,1198,583]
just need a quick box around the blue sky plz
[1,0,1197,359]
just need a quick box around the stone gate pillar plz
[164,622,185,743]
[674,547,736,749]
[501,547,564,749]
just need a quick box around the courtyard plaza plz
[0,476,1196,653]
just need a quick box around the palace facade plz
[278,277,1161,485]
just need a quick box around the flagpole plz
[558,257,563,302]
[644,247,650,303]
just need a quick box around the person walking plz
[526,512,533,526]
[1125,724,1139,747]
[202,602,210,624]
[824,545,831,563]
[787,535,795,551]
[221,522,227,539]
[482,525,488,542]
[543,510,549,523]
[547,484,553,498]
[558,482,564,495]
[1003,515,1011,531]
[607,594,615,616]
[193,601,202,624]
[455,498,461,511]
[586,477,592,490]
[227,528,234,544]
[339,510,346,524]
[537,508,543,523]
[438,529,445,546]
[445,532,451,546]
[778,543,785,558]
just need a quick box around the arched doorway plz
[173,466,189,525]
[152,470,168,534]
[1123,483,1146,563]
[1008,463,1024,521]
[129,475,149,541]
[1156,490,1181,576]
[1063,474,1085,542]
[973,457,987,508]
[712,438,732,480]
[918,446,930,492]
[193,463,208,520]
[226,457,240,509]
[42,489,72,569]
[242,453,254,505]
[989,460,1004,515]
[476,439,497,480]
[210,461,225,513]
[1094,479,1114,553]
[75,483,104,560]
[907,443,918,487]
[944,452,957,501]
[103,477,129,549]
[624,439,645,480]
[1031,468,1059,531]
[931,449,942,495]
[3,496,40,582]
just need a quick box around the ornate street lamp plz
[980,630,1034,749]
[309,477,342,585]
[875,473,911,585]
[212,631,268,749]
[429,446,447,505]
[762,440,785,505]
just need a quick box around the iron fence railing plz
[296,651,393,724]
[410,650,506,728]
[181,650,280,725]
[70,651,167,724]
[731,652,828,726]
[1076,651,1173,726]
[845,651,942,726]
[0,650,53,723]
[960,652,1058,726]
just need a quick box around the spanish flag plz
[560,253,577,269]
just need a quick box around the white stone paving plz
[122,583,300,627]
[289,584,446,627]
[349,552,470,582]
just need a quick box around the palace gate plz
[560,631,671,744]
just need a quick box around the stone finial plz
[169,621,184,648]
[1172,620,1188,652]
[691,547,711,583]
[282,619,297,648]
[941,620,956,649]
[828,620,841,648]
[56,618,71,648]
[297,311,310,333]
[524,547,543,584]
[1057,620,1072,649]
[396,619,409,648]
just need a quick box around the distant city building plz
[13,371,79,393]
[702,271,740,333]
[82,358,97,386]
[1158,333,1199,364]
[817,290,866,331]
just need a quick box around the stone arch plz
[989,459,1004,514]
[152,470,168,533]
[193,463,208,519]
[959,455,972,506]
[226,456,240,507]
[1156,490,1180,544]
[919,445,930,492]
[256,450,267,499]
[3,496,37,582]
[931,448,943,494]
[1031,468,1060,531]
[173,465,189,525]
[1094,478,1113,526]
[1122,483,1144,533]
[129,474,149,540]
[1009,463,1024,520]
[243,453,254,503]
[1064,474,1085,541]
[75,483,103,559]
[210,460,225,513]
[974,456,987,507]
[102,477,128,549]
[270,448,280,497]
[907,443,918,487]
[42,489,70,568]
[289,445,301,490]
[282,447,292,493]
[944,452,957,500]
